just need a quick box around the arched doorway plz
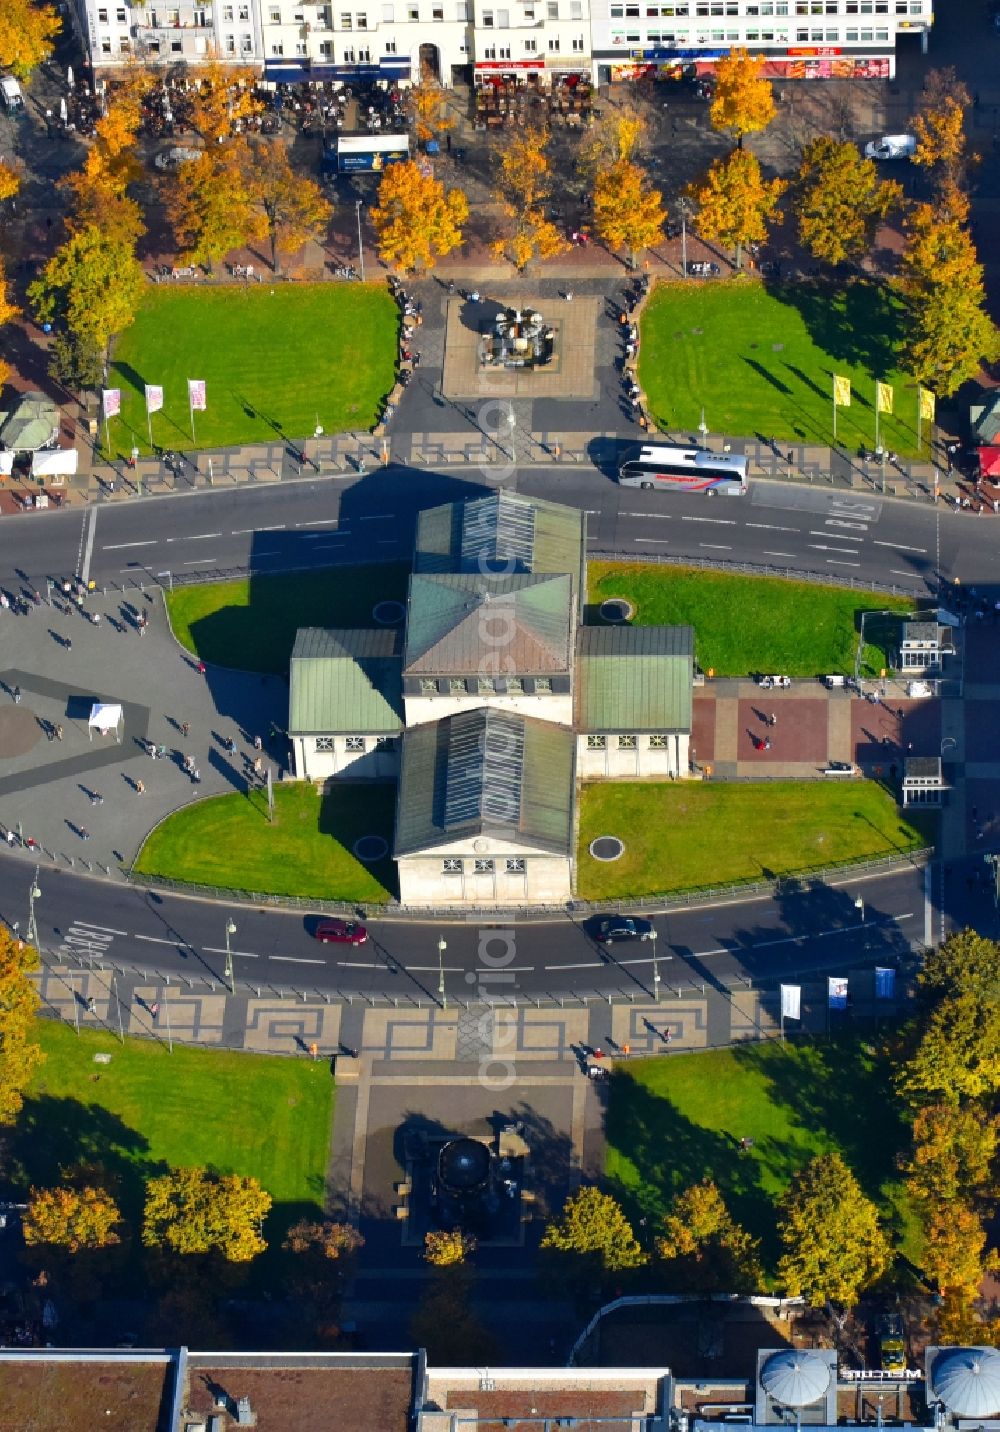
[419,42,440,81]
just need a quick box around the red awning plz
[979,446,1000,478]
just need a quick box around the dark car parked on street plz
[593,916,655,943]
[312,918,368,945]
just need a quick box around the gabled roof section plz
[413,490,584,579]
[403,572,573,675]
[289,627,403,735]
[394,709,575,856]
[576,625,694,733]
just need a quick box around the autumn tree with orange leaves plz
[372,160,468,273]
[688,148,785,270]
[710,48,776,149]
[491,126,569,272]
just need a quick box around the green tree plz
[491,126,570,272]
[23,1185,122,1252]
[593,159,666,268]
[47,331,105,400]
[709,47,776,148]
[424,1228,477,1267]
[688,149,786,270]
[898,216,999,401]
[577,107,646,186]
[922,1198,995,1302]
[541,1186,646,1285]
[902,1102,1000,1204]
[657,1178,762,1293]
[142,1167,271,1263]
[776,1153,891,1310]
[410,1268,497,1363]
[909,68,972,191]
[0,927,44,1126]
[246,139,333,275]
[897,932,1000,1105]
[28,225,145,357]
[794,136,901,266]
[371,160,468,273]
[0,0,61,79]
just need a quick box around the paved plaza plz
[440,294,601,401]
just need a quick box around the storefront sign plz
[474,59,545,70]
[788,45,841,55]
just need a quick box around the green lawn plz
[639,279,924,457]
[8,1020,333,1223]
[134,782,397,901]
[589,562,914,677]
[166,562,409,673]
[577,781,929,899]
[605,1037,918,1267]
[107,284,398,455]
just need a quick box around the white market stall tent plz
[88,702,123,742]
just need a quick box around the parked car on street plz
[864,134,916,160]
[312,918,368,945]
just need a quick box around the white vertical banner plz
[102,388,121,419]
[144,384,164,414]
[780,984,801,1020]
[828,976,849,1010]
[187,379,206,443]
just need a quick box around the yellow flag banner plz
[833,375,851,407]
[919,387,935,422]
[876,381,894,415]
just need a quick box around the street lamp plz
[27,873,41,949]
[698,407,709,446]
[355,199,366,283]
[224,918,237,993]
[437,937,447,1010]
[650,929,661,1002]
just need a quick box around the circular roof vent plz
[761,1351,831,1408]
[438,1137,491,1195]
[932,1348,1000,1418]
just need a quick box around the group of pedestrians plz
[752,709,777,754]
[618,276,650,427]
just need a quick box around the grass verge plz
[107,284,398,455]
[134,782,397,901]
[638,279,922,457]
[605,1036,919,1268]
[588,562,915,677]
[165,563,409,673]
[577,780,929,900]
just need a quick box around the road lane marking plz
[203,946,260,958]
[103,540,158,550]
[134,934,187,946]
[166,533,221,542]
[823,520,869,531]
[542,960,605,970]
[360,514,395,521]
[296,518,337,527]
[745,522,799,532]
[680,516,737,525]
[809,531,863,541]
[809,544,859,554]
[74,922,128,936]
[624,511,672,519]
[182,558,218,565]
[827,559,861,567]
[267,955,324,964]
[80,506,98,586]
[889,569,918,579]
[873,540,927,553]
[763,550,795,558]
[634,538,671,544]
[700,543,732,550]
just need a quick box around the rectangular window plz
[442,858,462,873]
[548,0,558,12]
[449,678,467,694]
[101,36,113,51]
[345,736,365,752]
[171,37,183,49]
[384,36,396,48]
[505,858,526,873]
[534,677,552,692]
[314,736,335,751]
[374,736,395,750]
[618,734,637,749]
[319,38,333,52]
[419,678,437,693]
[241,30,253,46]
[116,7,126,20]
[844,22,857,33]
[269,4,280,17]
[610,3,623,12]
[223,3,234,16]
[505,676,523,693]
[498,42,511,53]
[649,734,668,749]
[587,734,607,749]
[432,3,443,14]
[225,32,236,48]
[874,24,887,34]
[340,9,351,21]
[238,4,249,16]
[477,677,496,693]
[483,6,493,19]
[571,32,583,45]
[483,40,496,53]
[98,5,108,18]
[570,0,582,13]
[524,2,534,13]
[408,4,418,14]
[342,43,354,56]
[295,40,308,52]
[524,34,536,47]
[356,9,368,23]
[474,858,495,873]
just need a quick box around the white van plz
[864,133,916,160]
[0,76,24,112]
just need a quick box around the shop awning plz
[264,61,311,81]
[979,446,1000,478]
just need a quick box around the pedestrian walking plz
[12,685,20,704]
[181,721,190,738]
[253,734,262,751]
[79,827,91,841]
[87,995,96,1013]
[90,791,103,806]
[55,724,64,741]
[196,660,206,675]
[136,779,145,794]
[65,637,72,652]
[192,768,202,783]
[150,1001,159,1018]
[5,828,15,847]
[769,712,777,727]
[764,737,772,751]
[226,737,238,755]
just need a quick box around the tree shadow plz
[775,279,902,379]
[741,356,793,396]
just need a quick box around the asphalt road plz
[0,462,994,598]
[1,853,936,1003]
[1,466,995,1001]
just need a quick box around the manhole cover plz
[353,834,389,862]
[590,836,625,862]
[373,600,405,626]
[0,706,43,758]
[600,598,633,624]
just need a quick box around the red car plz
[313,918,368,946]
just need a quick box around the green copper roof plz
[394,709,576,856]
[403,572,573,675]
[576,625,694,732]
[289,628,403,735]
[413,490,584,579]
